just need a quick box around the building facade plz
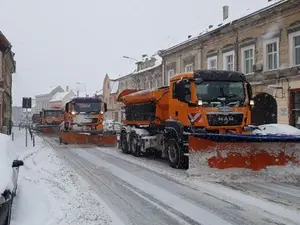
[159,0,300,126]
[0,31,15,134]
[102,74,121,121]
[35,86,64,113]
[118,53,163,92]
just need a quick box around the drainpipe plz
[231,26,239,71]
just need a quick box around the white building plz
[35,86,64,113]
[49,90,76,109]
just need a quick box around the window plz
[149,79,153,89]
[207,56,217,69]
[155,76,160,88]
[114,112,118,121]
[241,45,255,74]
[167,69,175,84]
[264,38,279,71]
[184,64,193,72]
[289,31,300,66]
[223,51,235,71]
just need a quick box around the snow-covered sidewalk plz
[10,128,123,225]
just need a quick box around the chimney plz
[66,86,69,92]
[77,90,79,96]
[223,5,229,21]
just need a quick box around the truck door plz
[171,79,191,124]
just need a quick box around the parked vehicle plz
[104,120,122,133]
[0,159,24,225]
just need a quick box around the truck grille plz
[207,113,243,126]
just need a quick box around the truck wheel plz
[166,139,184,169]
[120,131,129,154]
[129,133,141,157]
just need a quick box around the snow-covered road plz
[10,129,123,225]
[44,136,300,225]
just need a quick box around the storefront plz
[289,89,300,129]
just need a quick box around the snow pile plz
[0,133,15,194]
[257,124,300,135]
[11,130,118,225]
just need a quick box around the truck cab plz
[63,97,107,131]
[169,70,254,133]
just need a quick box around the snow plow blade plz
[188,133,300,180]
[37,125,60,134]
[59,130,117,146]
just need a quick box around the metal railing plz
[11,125,35,147]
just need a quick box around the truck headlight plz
[198,100,203,106]
[250,100,254,106]
[71,111,76,115]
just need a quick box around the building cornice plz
[160,0,294,57]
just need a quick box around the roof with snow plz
[116,52,162,80]
[132,53,162,75]
[36,85,64,97]
[110,80,119,94]
[161,0,288,55]
[49,90,75,102]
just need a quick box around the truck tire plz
[166,138,185,169]
[120,131,129,154]
[129,132,141,157]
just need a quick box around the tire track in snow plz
[218,182,300,210]
[44,137,300,225]
[84,147,300,225]
[70,147,233,225]
[48,142,190,225]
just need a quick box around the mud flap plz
[59,132,118,146]
[187,133,300,181]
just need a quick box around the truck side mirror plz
[12,160,24,168]
[175,80,190,102]
[104,103,107,112]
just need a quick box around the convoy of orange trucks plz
[33,69,300,174]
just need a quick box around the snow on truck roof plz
[161,0,288,54]
[170,70,246,82]
[71,97,102,103]
[194,70,246,82]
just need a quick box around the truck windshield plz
[44,110,63,117]
[74,103,101,113]
[196,81,245,103]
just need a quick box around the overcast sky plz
[0,0,275,105]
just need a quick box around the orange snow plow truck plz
[117,70,300,174]
[59,96,117,146]
[37,108,64,133]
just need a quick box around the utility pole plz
[22,97,32,147]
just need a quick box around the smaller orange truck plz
[59,96,117,146]
[37,108,64,133]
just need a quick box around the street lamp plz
[123,56,139,62]
[76,82,87,96]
